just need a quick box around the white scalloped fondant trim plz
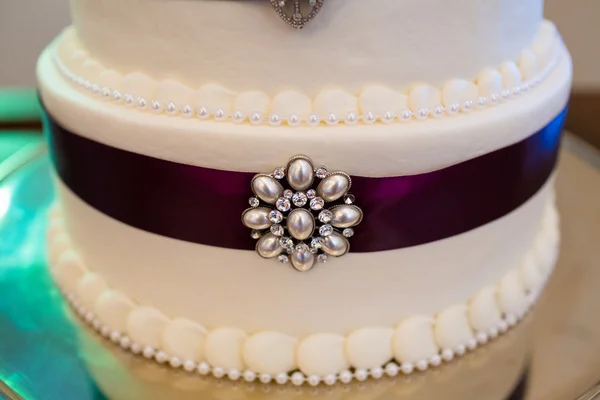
[46,199,558,385]
[53,21,562,127]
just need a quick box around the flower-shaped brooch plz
[242,155,363,272]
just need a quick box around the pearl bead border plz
[54,56,558,128]
[60,284,536,386]
[52,36,562,128]
[47,199,558,386]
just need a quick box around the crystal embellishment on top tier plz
[270,0,325,29]
[242,155,363,272]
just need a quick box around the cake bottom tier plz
[47,188,559,385]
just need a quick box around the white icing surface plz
[196,84,236,115]
[314,89,357,118]
[409,85,441,112]
[477,69,504,98]
[54,17,563,126]
[48,233,70,267]
[442,80,478,108]
[76,273,108,310]
[126,307,169,348]
[272,91,312,118]
[54,250,85,292]
[161,318,207,362]
[69,0,544,95]
[297,334,349,376]
[519,50,539,81]
[94,290,134,332]
[38,41,571,176]
[155,80,195,111]
[121,73,154,101]
[47,196,559,381]
[359,87,408,116]
[393,317,438,364]
[498,270,529,317]
[434,305,475,350]
[233,91,271,117]
[54,177,554,336]
[345,328,394,370]
[468,286,503,333]
[500,62,523,90]
[242,332,298,374]
[204,328,247,370]
[535,227,559,274]
[521,252,545,293]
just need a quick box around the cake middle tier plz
[53,175,554,337]
[70,0,544,94]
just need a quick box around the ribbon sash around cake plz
[44,107,566,253]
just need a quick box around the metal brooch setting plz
[242,156,362,272]
[270,0,325,29]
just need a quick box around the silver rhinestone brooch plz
[242,155,362,272]
[270,0,325,29]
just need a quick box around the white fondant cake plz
[39,0,571,386]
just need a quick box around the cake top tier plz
[71,0,544,95]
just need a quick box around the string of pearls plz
[53,53,559,128]
[60,285,531,386]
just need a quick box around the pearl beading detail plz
[46,198,559,385]
[62,286,531,386]
[53,23,563,128]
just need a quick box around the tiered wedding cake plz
[39,0,571,386]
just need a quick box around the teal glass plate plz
[0,149,105,400]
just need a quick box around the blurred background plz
[0,0,598,145]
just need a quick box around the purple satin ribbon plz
[44,107,566,252]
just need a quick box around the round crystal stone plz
[273,168,285,180]
[316,167,328,179]
[292,192,308,207]
[310,197,325,211]
[269,210,284,224]
[318,210,333,223]
[249,197,260,208]
[343,228,354,238]
[251,230,261,239]
[318,254,328,263]
[293,12,302,21]
[279,237,294,250]
[278,254,289,264]
[283,189,293,199]
[311,237,323,249]
[344,194,356,205]
[296,243,310,254]
[319,224,334,236]
[271,224,284,236]
[276,197,291,212]
[307,189,317,199]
